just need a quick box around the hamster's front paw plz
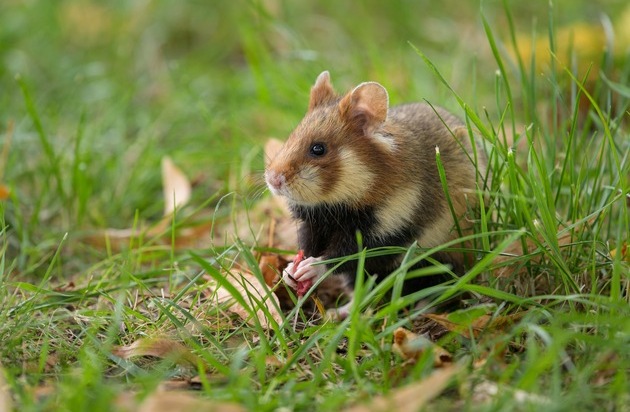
[282,261,299,289]
[283,256,325,296]
[293,256,325,296]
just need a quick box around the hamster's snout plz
[265,170,287,194]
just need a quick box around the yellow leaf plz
[83,156,207,251]
[209,270,283,329]
[0,184,9,200]
[138,391,245,412]
[467,380,551,406]
[609,242,629,263]
[112,338,199,366]
[0,363,13,412]
[392,327,452,367]
[425,312,523,339]
[161,156,192,216]
[345,363,462,412]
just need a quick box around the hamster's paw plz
[292,256,325,283]
[282,262,298,289]
[325,298,353,322]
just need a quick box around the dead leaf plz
[208,270,283,329]
[609,242,629,263]
[345,363,462,412]
[138,391,245,412]
[468,380,551,406]
[590,351,621,387]
[84,156,209,250]
[162,156,192,216]
[392,328,453,367]
[0,184,9,200]
[265,355,284,369]
[0,363,12,412]
[112,338,199,366]
[425,311,523,339]
[259,254,285,287]
[1,121,13,199]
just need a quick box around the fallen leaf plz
[112,338,199,366]
[0,184,9,200]
[161,156,192,216]
[590,351,621,387]
[265,355,284,369]
[345,363,462,412]
[138,390,245,412]
[208,270,283,329]
[609,242,629,263]
[425,310,523,339]
[468,380,551,406]
[1,121,13,200]
[84,156,210,251]
[392,328,453,367]
[258,254,285,287]
[0,363,12,412]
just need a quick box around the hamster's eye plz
[309,143,326,157]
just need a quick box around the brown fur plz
[266,71,488,281]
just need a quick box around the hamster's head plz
[265,71,394,207]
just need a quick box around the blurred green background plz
[1,0,628,232]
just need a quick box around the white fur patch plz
[374,185,422,238]
[371,131,397,151]
[323,148,374,204]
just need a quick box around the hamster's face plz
[265,108,375,206]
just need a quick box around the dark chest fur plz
[290,204,418,280]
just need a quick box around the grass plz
[1,0,629,411]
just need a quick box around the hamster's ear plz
[308,71,336,111]
[338,82,389,136]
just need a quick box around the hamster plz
[265,71,488,317]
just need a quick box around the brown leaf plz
[83,156,211,251]
[468,380,551,406]
[0,184,9,200]
[0,363,13,412]
[138,391,245,412]
[345,363,462,412]
[208,270,283,329]
[609,241,629,263]
[424,312,523,339]
[1,121,13,200]
[259,254,285,287]
[112,338,199,366]
[392,328,453,367]
[265,355,284,369]
[161,156,192,216]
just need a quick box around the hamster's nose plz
[265,170,286,192]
